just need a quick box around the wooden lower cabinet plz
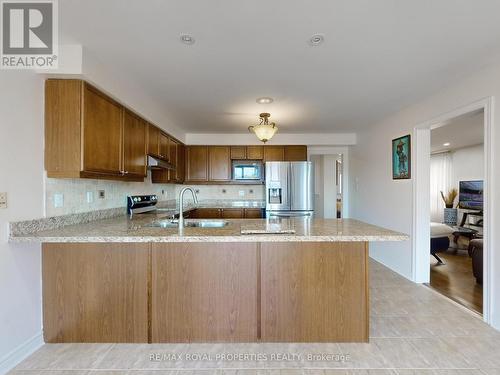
[191,208,222,218]
[42,243,149,343]
[190,208,263,219]
[221,208,244,218]
[260,242,369,342]
[244,208,263,218]
[151,243,259,342]
[42,241,368,343]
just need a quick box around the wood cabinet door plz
[244,208,263,218]
[123,110,147,177]
[221,208,244,218]
[186,146,208,181]
[230,146,246,159]
[264,146,285,162]
[246,146,264,160]
[147,124,160,157]
[192,208,221,218]
[168,138,178,181]
[284,145,307,161]
[82,84,123,175]
[209,146,231,181]
[42,243,149,343]
[159,133,170,160]
[260,242,369,342]
[151,242,258,342]
[176,143,185,182]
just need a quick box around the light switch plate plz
[54,193,64,208]
[0,192,7,209]
[239,190,245,197]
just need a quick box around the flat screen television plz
[459,180,483,210]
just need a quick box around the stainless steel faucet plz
[178,187,198,228]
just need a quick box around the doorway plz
[309,146,349,219]
[428,110,484,314]
[413,98,493,323]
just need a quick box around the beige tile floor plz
[9,260,500,375]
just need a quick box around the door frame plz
[308,146,350,218]
[412,97,493,323]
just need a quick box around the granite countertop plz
[10,214,408,243]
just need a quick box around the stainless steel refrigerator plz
[265,161,314,218]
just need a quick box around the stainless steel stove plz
[127,195,158,216]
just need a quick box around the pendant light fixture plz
[248,113,278,143]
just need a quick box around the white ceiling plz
[431,110,484,153]
[59,0,500,134]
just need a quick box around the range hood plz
[147,155,175,170]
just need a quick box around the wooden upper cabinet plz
[209,146,231,181]
[82,84,123,175]
[45,79,183,183]
[168,138,178,182]
[151,138,185,184]
[159,132,170,160]
[176,143,185,183]
[284,145,307,161]
[246,146,264,160]
[264,146,285,162]
[186,146,208,181]
[123,110,147,177]
[147,124,160,158]
[230,146,246,159]
[45,79,84,177]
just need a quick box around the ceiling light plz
[443,142,451,147]
[248,113,278,143]
[180,34,195,45]
[256,97,274,104]
[309,34,325,46]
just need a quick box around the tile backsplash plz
[176,184,264,202]
[45,174,265,217]
[45,175,176,217]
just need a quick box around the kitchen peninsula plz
[10,212,407,344]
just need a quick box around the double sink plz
[147,219,229,229]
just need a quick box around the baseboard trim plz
[0,332,43,375]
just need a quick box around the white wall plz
[349,61,500,329]
[0,72,45,372]
[451,144,484,188]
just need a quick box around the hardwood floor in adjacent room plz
[10,259,500,374]
[429,249,483,314]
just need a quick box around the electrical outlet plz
[86,191,94,203]
[0,192,7,209]
[98,190,105,199]
[239,190,245,197]
[54,193,64,208]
